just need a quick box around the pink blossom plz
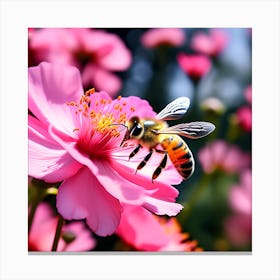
[29,28,132,96]
[191,29,228,57]
[236,106,252,132]
[224,170,252,246]
[229,170,251,215]
[116,205,202,251]
[29,202,96,251]
[177,53,212,80]
[28,62,183,237]
[244,85,252,104]
[198,140,251,174]
[236,85,252,132]
[141,28,186,48]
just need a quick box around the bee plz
[121,97,215,181]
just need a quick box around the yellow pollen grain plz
[68,91,128,139]
[130,107,135,112]
[67,101,77,107]
[117,115,126,123]
[114,104,120,110]
[85,88,95,96]
[90,111,96,118]
[83,103,89,112]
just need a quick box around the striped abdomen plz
[159,134,194,180]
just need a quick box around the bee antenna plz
[108,123,128,129]
[108,123,129,147]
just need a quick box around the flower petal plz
[89,30,132,71]
[48,125,148,204]
[82,64,122,96]
[141,28,186,48]
[29,28,78,64]
[28,115,82,182]
[120,96,157,119]
[116,205,170,250]
[61,222,96,251]
[230,186,251,215]
[56,167,122,236]
[28,62,84,134]
[111,158,181,200]
[143,196,183,216]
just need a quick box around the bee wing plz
[156,97,190,121]
[157,121,215,139]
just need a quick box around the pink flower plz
[229,170,251,215]
[198,140,251,174]
[116,205,202,251]
[141,28,186,48]
[29,202,96,251]
[236,85,252,132]
[177,53,212,80]
[191,29,228,57]
[224,170,252,246]
[236,106,252,132]
[244,85,252,104]
[28,62,183,237]
[29,28,132,96]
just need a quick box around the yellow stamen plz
[67,91,130,139]
[85,88,95,96]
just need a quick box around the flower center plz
[75,50,93,68]
[66,89,134,159]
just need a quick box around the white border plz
[1,0,279,279]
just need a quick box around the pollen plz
[114,104,120,110]
[67,90,131,142]
[66,101,78,107]
[85,88,95,96]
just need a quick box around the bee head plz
[126,116,144,139]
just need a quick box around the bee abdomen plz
[160,135,194,180]
[174,151,194,180]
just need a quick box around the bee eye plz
[130,123,143,137]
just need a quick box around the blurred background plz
[28,28,252,252]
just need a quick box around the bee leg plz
[152,152,168,182]
[154,148,165,154]
[135,149,153,174]
[128,144,142,160]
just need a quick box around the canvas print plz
[28,28,252,252]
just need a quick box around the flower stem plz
[51,215,64,252]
